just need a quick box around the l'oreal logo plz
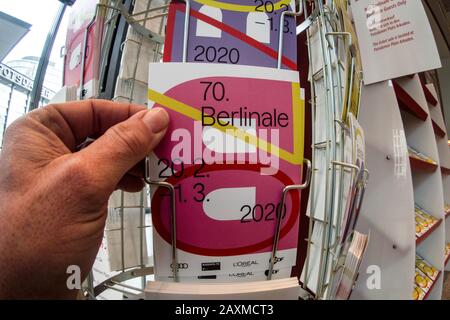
[233,260,258,267]
[229,272,254,278]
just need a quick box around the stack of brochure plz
[148,0,303,284]
[408,146,437,165]
[331,231,369,300]
[113,0,166,104]
[413,254,440,300]
[415,204,439,239]
[148,63,302,283]
[63,0,106,99]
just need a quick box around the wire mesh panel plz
[80,0,170,300]
[300,0,367,300]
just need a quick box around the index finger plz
[28,99,148,151]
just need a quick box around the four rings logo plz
[170,263,189,270]
[233,260,258,268]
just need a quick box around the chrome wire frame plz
[81,0,369,300]
[300,0,368,300]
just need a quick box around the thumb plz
[77,107,169,189]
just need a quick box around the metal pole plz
[29,3,66,111]
[120,191,125,272]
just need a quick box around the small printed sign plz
[351,0,441,84]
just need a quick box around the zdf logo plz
[271,256,284,264]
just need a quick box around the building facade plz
[0,58,56,148]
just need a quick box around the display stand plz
[397,75,445,300]
[72,0,369,300]
[353,74,448,300]
[300,0,369,300]
[424,83,450,273]
[142,0,315,300]
[77,0,314,300]
[352,80,415,300]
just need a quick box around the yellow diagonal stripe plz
[193,0,291,12]
[291,82,304,164]
[148,83,303,165]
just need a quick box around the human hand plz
[0,99,169,299]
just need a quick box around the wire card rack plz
[74,0,369,300]
[82,0,170,300]
[300,0,368,300]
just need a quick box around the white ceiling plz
[0,11,31,63]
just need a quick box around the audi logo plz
[170,263,189,269]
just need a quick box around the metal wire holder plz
[299,0,369,300]
[80,0,360,300]
[81,0,170,299]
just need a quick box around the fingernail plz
[143,108,169,133]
